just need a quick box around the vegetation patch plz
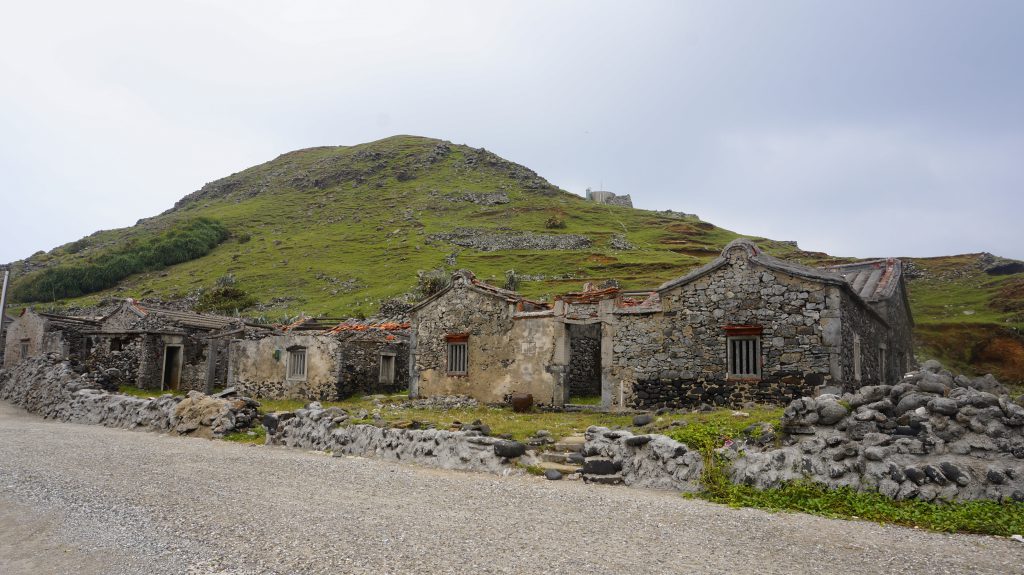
[12,218,229,302]
[690,477,1024,536]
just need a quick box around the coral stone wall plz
[613,246,837,408]
[337,339,409,398]
[412,282,562,404]
[229,335,342,400]
[838,292,889,390]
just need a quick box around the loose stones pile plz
[0,355,259,438]
[726,362,1024,502]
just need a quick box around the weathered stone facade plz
[584,188,633,208]
[228,321,410,401]
[410,240,914,410]
[410,271,564,405]
[3,309,97,368]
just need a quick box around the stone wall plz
[3,311,46,367]
[337,338,409,398]
[229,334,342,400]
[584,426,704,491]
[412,278,562,404]
[838,289,889,389]
[566,323,601,398]
[84,334,143,389]
[611,244,837,408]
[265,404,525,474]
[0,355,259,438]
[726,364,1024,502]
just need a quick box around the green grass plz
[223,424,267,444]
[691,477,1024,536]
[567,395,602,405]
[118,385,185,398]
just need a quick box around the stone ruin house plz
[82,299,269,392]
[409,240,914,410]
[0,312,19,365]
[228,317,410,401]
[3,308,100,368]
[409,272,558,403]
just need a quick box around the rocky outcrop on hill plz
[725,363,1024,502]
[0,356,259,437]
[428,227,592,251]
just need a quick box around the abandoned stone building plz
[228,318,410,401]
[3,308,100,368]
[80,299,271,392]
[409,239,914,409]
[0,312,17,365]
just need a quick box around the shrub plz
[545,216,566,229]
[11,218,229,302]
[195,286,256,314]
[416,268,450,299]
[503,269,519,292]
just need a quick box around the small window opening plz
[288,348,307,380]
[727,336,761,378]
[110,338,123,352]
[446,338,468,375]
[20,339,30,360]
[853,334,862,382]
[379,353,396,384]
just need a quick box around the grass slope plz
[8,135,1023,382]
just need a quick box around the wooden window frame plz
[287,347,307,381]
[445,333,469,375]
[379,352,396,384]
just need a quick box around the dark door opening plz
[162,345,183,391]
[567,323,602,405]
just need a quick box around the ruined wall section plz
[337,338,409,398]
[229,334,342,400]
[3,313,46,368]
[839,291,888,390]
[619,247,837,409]
[413,284,560,404]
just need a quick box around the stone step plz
[582,473,624,486]
[552,435,586,452]
[538,461,581,474]
[539,451,587,465]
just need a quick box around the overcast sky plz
[2,1,1022,264]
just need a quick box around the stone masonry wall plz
[229,335,342,400]
[612,245,836,408]
[0,355,259,438]
[839,290,888,390]
[566,323,601,398]
[726,363,1024,502]
[337,338,409,398]
[413,281,561,404]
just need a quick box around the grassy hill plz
[6,135,1023,384]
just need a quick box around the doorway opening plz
[162,345,183,391]
[566,323,602,405]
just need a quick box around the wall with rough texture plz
[566,324,601,398]
[726,364,1024,502]
[611,244,837,408]
[412,280,562,404]
[838,290,888,389]
[229,335,341,400]
[0,355,259,437]
[3,312,47,367]
[336,338,409,397]
[584,426,704,491]
[265,404,524,474]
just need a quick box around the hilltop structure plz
[584,188,633,207]
[409,240,914,409]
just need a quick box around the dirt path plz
[0,401,1021,574]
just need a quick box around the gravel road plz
[1,401,1022,575]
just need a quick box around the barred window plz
[447,341,468,374]
[727,336,761,378]
[288,348,307,380]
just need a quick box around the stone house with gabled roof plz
[3,308,101,368]
[409,270,560,404]
[227,317,410,400]
[84,298,267,392]
[409,240,914,410]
